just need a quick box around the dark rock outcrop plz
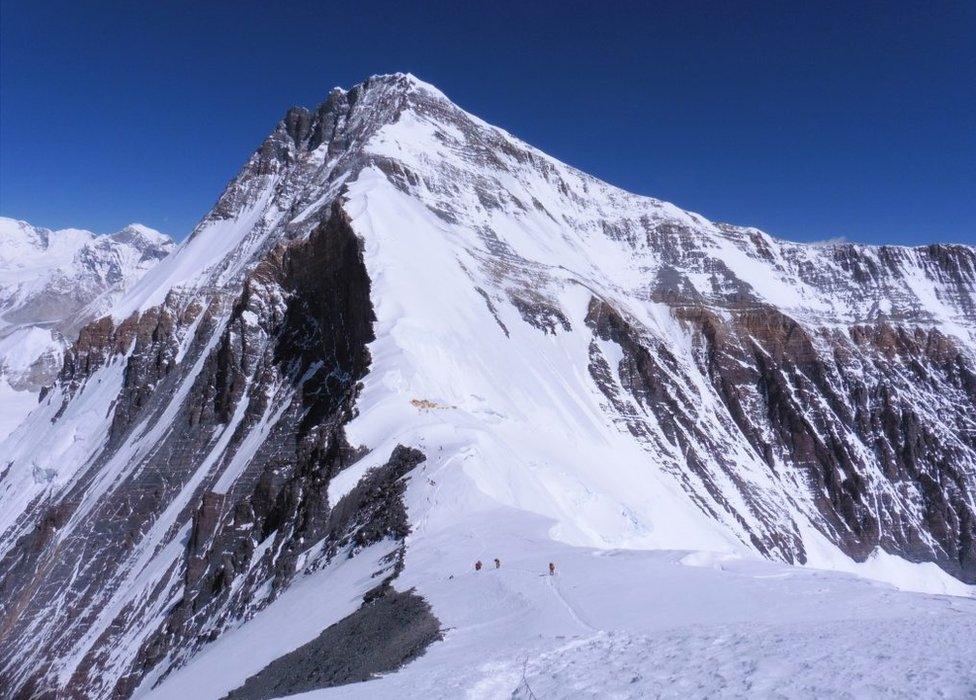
[224,589,440,700]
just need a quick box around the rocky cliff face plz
[0,74,973,698]
[0,206,425,697]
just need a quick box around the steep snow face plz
[335,76,976,590]
[0,74,974,699]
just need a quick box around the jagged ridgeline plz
[0,73,974,697]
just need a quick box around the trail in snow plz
[546,575,597,633]
[300,500,976,700]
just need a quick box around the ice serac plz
[0,73,974,698]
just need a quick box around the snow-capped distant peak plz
[106,222,173,251]
[0,217,172,260]
[117,222,169,240]
[0,216,174,387]
[0,217,93,264]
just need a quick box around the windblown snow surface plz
[2,74,975,699]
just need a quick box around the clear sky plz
[1,1,973,245]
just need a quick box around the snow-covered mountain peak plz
[2,74,974,699]
[130,74,974,340]
[109,222,173,248]
[98,76,976,586]
[111,73,453,317]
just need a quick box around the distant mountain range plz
[0,217,172,438]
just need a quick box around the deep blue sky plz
[1,1,973,245]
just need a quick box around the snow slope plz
[151,503,976,698]
[0,379,38,442]
[325,540,976,698]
